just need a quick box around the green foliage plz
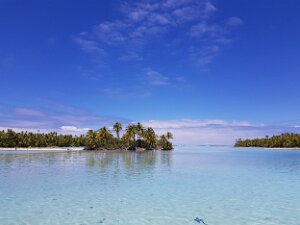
[113,122,122,140]
[0,123,174,151]
[234,133,300,148]
[0,129,85,148]
[157,133,174,150]
[85,123,173,151]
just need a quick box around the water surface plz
[0,147,299,225]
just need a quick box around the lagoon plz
[0,147,299,225]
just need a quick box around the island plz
[0,122,173,151]
[235,133,300,148]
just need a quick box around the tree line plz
[235,133,300,148]
[85,122,173,150]
[0,130,85,148]
[0,122,174,150]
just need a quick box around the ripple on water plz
[0,148,300,225]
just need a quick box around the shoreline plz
[0,147,85,151]
[235,147,300,150]
[0,147,166,152]
[264,147,300,150]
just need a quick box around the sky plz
[1,0,300,145]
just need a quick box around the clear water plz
[0,147,300,225]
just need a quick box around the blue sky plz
[1,0,300,144]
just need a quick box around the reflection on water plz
[0,148,299,225]
[0,150,173,170]
[86,151,171,168]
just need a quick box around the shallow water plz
[0,147,299,225]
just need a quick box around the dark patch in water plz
[194,217,208,225]
[97,218,106,223]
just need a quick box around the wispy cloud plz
[100,68,188,99]
[118,51,144,61]
[74,0,243,67]
[102,87,151,99]
[2,107,300,145]
[74,36,106,55]
[142,68,191,88]
[60,126,91,133]
[146,69,169,86]
[142,119,257,129]
[226,17,244,27]
[0,103,130,135]
[14,108,44,117]
[189,45,221,66]
[141,119,300,145]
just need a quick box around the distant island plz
[235,133,300,148]
[0,122,173,151]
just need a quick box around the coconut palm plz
[113,122,122,140]
[124,124,138,142]
[159,134,173,150]
[86,130,98,149]
[97,127,112,146]
[136,122,144,137]
[143,128,157,149]
[166,132,173,140]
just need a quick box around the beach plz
[0,147,85,151]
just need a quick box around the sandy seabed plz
[0,147,85,151]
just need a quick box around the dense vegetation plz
[0,122,174,150]
[0,130,86,148]
[235,133,300,148]
[85,122,173,150]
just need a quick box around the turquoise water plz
[0,147,299,225]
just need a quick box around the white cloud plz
[74,37,106,55]
[0,127,55,134]
[60,126,91,133]
[74,0,241,67]
[0,104,130,134]
[0,126,90,136]
[162,127,268,145]
[189,45,221,66]
[141,119,274,145]
[146,70,169,86]
[95,21,128,43]
[118,51,144,61]
[2,109,300,145]
[142,119,255,129]
[14,108,44,117]
[190,23,222,38]
[203,1,217,13]
[226,17,244,27]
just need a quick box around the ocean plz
[0,146,299,225]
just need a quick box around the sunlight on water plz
[0,147,300,225]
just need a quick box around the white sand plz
[0,147,85,151]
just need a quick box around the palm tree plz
[160,134,167,142]
[113,122,122,140]
[136,122,144,137]
[124,124,137,142]
[86,130,98,149]
[159,134,173,150]
[143,128,157,149]
[166,132,173,140]
[97,127,112,146]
